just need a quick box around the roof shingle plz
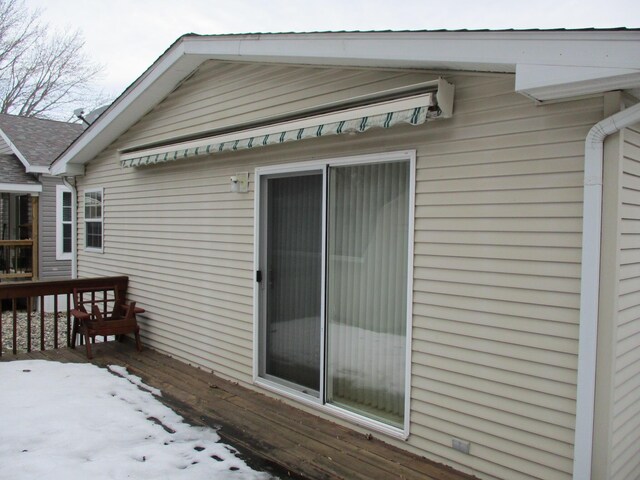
[0,114,84,167]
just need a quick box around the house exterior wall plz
[38,174,71,279]
[74,62,606,480]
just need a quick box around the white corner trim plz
[574,101,640,480]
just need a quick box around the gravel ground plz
[1,310,70,355]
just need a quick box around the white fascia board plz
[0,182,42,193]
[183,31,640,71]
[516,64,640,101]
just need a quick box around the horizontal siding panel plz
[416,202,581,218]
[415,255,581,279]
[415,242,581,263]
[413,303,577,339]
[414,266,579,293]
[413,339,576,387]
[419,140,584,170]
[620,219,640,235]
[414,279,579,309]
[414,291,578,325]
[419,156,583,182]
[415,186,583,205]
[412,351,576,400]
[418,315,577,354]
[415,217,582,233]
[416,171,584,193]
[414,330,576,375]
[415,230,581,248]
[413,366,576,415]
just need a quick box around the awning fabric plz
[120,94,436,169]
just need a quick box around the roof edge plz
[51,30,640,175]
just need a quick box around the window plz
[56,185,73,260]
[84,188,103,252]
[255,151,414,437]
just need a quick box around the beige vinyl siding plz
[76,63,602,480]
[39,175,71,279]
[611,123,640,480]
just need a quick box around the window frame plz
[55,184,73,260]
[84,187,104,253]
[253,150,415,439]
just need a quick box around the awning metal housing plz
[120,79,454,168]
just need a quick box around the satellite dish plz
[84,105,109,124]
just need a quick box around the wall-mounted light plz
[230,172,249,193]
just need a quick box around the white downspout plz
[62,176,78,279]
[573,101,640,480]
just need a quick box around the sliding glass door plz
[257,154,412,430]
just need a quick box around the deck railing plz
[0,276,129,356]
[0,239,35,281]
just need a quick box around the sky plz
[0,360,271,479]
[24,0,640,103]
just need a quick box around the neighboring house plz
[0,114,83,282]
[50,30,640,480]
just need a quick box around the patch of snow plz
[0,360,272,479]
[107,364,162,397]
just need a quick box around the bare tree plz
[0,0,104,119]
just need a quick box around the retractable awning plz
[120,80,454,169]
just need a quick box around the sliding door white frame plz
[253,150,415,439]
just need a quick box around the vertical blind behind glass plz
[326,160,410,427]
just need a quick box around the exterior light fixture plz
[230,172,249,193]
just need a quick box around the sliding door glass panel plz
[326,161,409,427]
[263,172,323,394]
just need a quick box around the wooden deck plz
[2,342,476,480]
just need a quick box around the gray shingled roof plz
[0,114,84,167]
[0,154,39,184]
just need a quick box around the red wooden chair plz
[71,286,144,359]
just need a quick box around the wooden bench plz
[70,286,144,359]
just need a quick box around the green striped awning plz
[120,96,435,168]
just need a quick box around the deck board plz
[2,342,477,480]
